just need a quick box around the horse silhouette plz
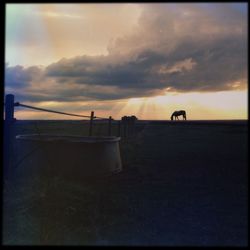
[171,110,186,120]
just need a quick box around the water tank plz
[16,134,122,180]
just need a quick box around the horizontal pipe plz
[15,102,95,119]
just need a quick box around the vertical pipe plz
[89,111,94,136]
[108,116,112,136]
[4,94,15,178]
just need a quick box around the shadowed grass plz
[3,121,247,246]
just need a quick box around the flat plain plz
[3,120,248,246]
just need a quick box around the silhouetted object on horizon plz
[121,115,138,122]
[171,110,187,120]
[121,115,138,137]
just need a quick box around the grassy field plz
[3,120,248,246]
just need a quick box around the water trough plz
[16,134,122,180]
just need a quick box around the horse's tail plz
[184,111,187,120]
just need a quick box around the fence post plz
[89,111,94,136]
[132,120,136,135]
[108,116,112,136]
[4,94,15,178]
[128,119,131,137]
[117,121,121,137]
[123,121,127,138]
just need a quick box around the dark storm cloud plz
[43,50,169,95]
[5,65,42,88]
[5,3,247,103]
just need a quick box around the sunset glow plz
[5,3,248,120]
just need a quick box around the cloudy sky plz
[5,3,247,120]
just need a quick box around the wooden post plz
[89,111,94,136]
[4,94,15,178]
[108,116,112,136]
[5,94,15,122]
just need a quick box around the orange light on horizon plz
[12,90,247,120]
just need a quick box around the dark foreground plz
[3,120,248,246]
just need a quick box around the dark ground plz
[3,120,248,246]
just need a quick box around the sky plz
[5,3,248,120]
